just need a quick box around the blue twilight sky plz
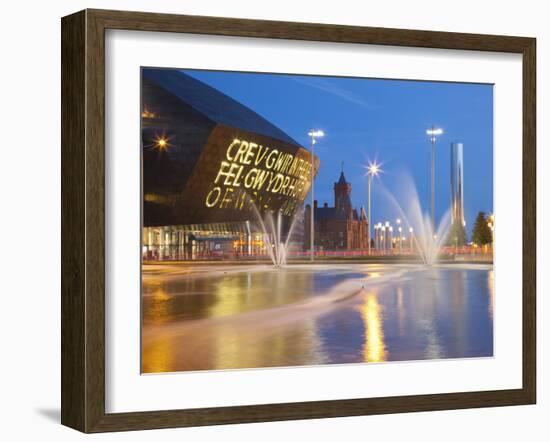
[183,69,493,235]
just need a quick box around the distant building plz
[304,170,369,251]
[450,142,465,226]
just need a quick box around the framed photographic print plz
[61,9,536,433]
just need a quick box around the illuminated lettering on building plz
[205,138,314,216]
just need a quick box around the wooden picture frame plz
[61,8,536,433]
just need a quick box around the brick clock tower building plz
[305,170,369,251]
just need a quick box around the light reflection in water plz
[142,335,173,373]
[423,270,444,360]
[359,292,387,362]
[421,320,443,360]
[209,275,250,318]
[396,287,405,337]
[145,286,172,325]
[488,270,494,320]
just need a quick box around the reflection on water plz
[488,270,494,320]
[359,292,387,362]
[142,268,367,323]
[141,264,494,373]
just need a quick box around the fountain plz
[246,173,450,267]
[249,203,302,267]
[380,175,451,265]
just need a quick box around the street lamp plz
[308,129,325,261]
[426,126,443,229]
[375,222,382,250]
[366,161,382,255]
[409,226,414,252]
[398,226,403,253]
[154,135,170,150]
[396,219,401,251]
[488,214,495,249]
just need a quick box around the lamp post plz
[396,218,402,253]
[385,221,390,254]
[366,162,381,255]
[426,126,443,230]
[398,226,403,253]
[409,227,414,252]
[308,129,325,261]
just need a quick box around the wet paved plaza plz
[141,263,494,373]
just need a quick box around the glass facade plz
[142,222,299,261]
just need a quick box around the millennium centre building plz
[141,69,318,260]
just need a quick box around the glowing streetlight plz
[309,130,325,138]
[488,214,495,245]
[368,162,380,176]
[154,135,170,150]
[426,126,443,229]
[366,161,382,255]
[308,129,325,261]
[426,127,443,138]
[375,222,383,250]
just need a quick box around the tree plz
[471,211,492,245]
[446,221,467,247]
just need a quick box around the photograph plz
[140,67,495,374]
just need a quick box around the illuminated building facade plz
[141,69,318,260]
[450,142,465,227]
[304,170,369,251]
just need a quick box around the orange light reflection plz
[359,292,387,363]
